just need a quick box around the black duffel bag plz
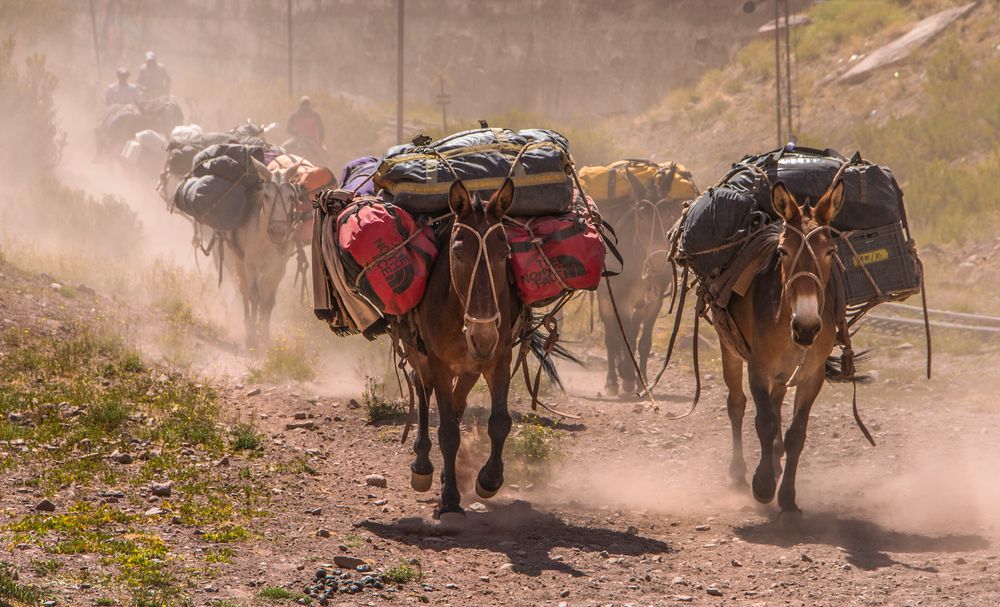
[723,146,903,231]
[374,127,573,216]
[173,144,265,231]
[680,186,770,279]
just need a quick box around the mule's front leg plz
[410,370,434,492]
[431,364,463,516]
[476,351,513,499]
[778,370,823,514]
[720,344,748,486]
[749,370,779,503]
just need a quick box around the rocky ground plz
[1,257,999,607]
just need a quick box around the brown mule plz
[403,178,521,520]
[720,180,845,514]
[598,193,679,396]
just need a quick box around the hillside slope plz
[609,0,999,243]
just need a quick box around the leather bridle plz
[448,219,508,357]
[779,222,832,318]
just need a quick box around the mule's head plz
[447,178,514,362]
[253,157,304,245]
[772,181,845,347]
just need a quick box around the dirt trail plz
[178,326,1000,607]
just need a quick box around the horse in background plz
[224,157,307,349]
[598,175,687,397]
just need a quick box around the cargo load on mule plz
[680,146,920,306]
[313,129,610,330]
[650,144,929,419]
[172,144,269,232]
[373,127,574,216]
[577,159,699,206]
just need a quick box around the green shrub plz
[0,37,64,182]
[382,561,422,585]
[247,337,316,383]
[230,422,263,451]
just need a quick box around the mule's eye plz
[825,249,836,257]
[777,248,789,257]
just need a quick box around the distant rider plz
[137,51,172,98]
[105,67,142,106]
[286,96,326,147]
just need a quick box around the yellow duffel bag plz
[578,159,699,202]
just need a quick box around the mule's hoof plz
[605,383,619,397]
[751,476,775,504]
[410,471,433,492]
[438,511,466,530]
[778,508,804,525]
[475,478,500,499]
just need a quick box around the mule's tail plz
[527,329,582,392]
[824,349,873,384]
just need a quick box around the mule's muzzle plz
[465,323,500,362]
[791,315,821,347]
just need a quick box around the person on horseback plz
[137,51,172,98]
[284,96,327,162]
[105,67,142,106]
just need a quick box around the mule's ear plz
[488,178,515,219]
[815,180,845,226]
[251,157,272,182]
[771,182,800,222]
[448,179,472,216]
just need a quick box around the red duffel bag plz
[505,210,605,306]
[337,201,438,315]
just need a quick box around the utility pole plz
[783,0,794,142]
[396,0,405,143]
[773,0,782,147]
[436,75,451,134]
[88,0,101,83]
[287,0,293,97]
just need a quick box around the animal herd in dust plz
[100,84,924,523]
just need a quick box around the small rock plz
[599,550,610,559]
[293,411,308,420]
[144,507,165,516]
[673,596,693,603]
[317,528,331,538]
[333,555,365,569]
[306,508,322,516]
[801,553,814,563]
[34,499,56,512]
[955,557,967,565]
[285,421,316,431]
[109,450,133,464]
[215,456,230,467]
[707,586,723,596]
[365,474,387,488]
[695,524,711,531]
[348,399,361,409]
[445,583,458,589]
[560,589,570,598]
[373,499,387,506]
[246,387,262,397]
[731,559,743,567]
[497,563,515,575]
[468,502,486,512]
[671,576,686,585]
[478,576,490,582]
[151,482,172,497]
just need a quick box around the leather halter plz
[448,219,508,357]
[779,222,831,318]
